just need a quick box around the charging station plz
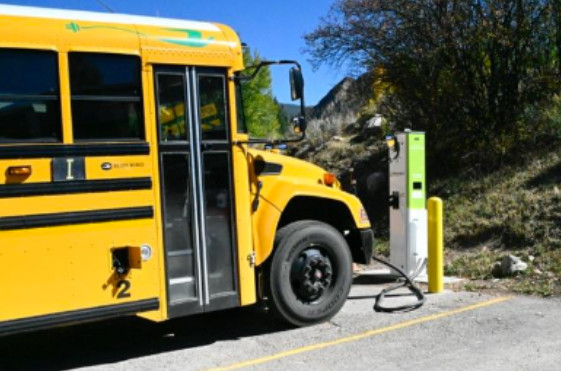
[387,131,427,277]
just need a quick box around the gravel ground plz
[0,275,559,371]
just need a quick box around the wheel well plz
[277,196,364,263]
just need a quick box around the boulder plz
[492,255,528,278]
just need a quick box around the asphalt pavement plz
[0,274,559,371]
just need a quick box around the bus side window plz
[69,53,144,141]
[0,49,62,143]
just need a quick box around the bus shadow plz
[0,305,292,371]
[346,274,399,300]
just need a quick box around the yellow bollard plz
[427,197,444,293]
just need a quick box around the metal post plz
[427,197,443,293]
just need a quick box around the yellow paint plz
[58,52,73,143]
[428,197,444,293]
[0,159,52,184]
[0,219,161,322]
[85,156,153,179]
[232,143,256,305]
[142,65,169,320]
[204,296,514,371]
[248,149,371,265]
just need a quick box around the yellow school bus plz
[0,4,373,334]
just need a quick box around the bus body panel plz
[0,218,161,323]
[248,149,371,266]
[0,5,250,332]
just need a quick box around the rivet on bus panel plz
[141,244,153,261]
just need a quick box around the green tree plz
[305,0,561,173]
[241,48,283,139]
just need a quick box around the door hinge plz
[247,252,256,268]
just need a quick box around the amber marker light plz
[323,172,336,186]
[360,208,370,223]
[7,166,32,176]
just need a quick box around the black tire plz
[267,220,353,326]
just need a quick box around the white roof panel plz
[0,4,220,32]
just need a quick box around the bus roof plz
[0,4,244,69]
[0,4,221,32]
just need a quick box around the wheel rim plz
[290,245,334,303]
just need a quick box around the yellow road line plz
[202,296,514,371]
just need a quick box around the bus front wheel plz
[267,220,353,326]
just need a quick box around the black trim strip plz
[201,142,230,151]
[159,142,191,152]
[0,206,154,231]
[72,95,141,102]
[255,160,283,176]
[0,94,58,101]
[0,178,152,198]
[0,298,159,335]
[0,143,150,159]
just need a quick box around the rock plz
[492,255,528,278]
[367,115,383,128]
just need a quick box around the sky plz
[1,0,348,105]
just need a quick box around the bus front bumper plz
[355,228,374,264]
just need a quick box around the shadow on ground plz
[348,274,399,301]
[0,305,292,371]
[450,225,528,250]
[525,161,561,189]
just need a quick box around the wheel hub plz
[291,248,333,302]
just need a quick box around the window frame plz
[155,71,189,144]
[234,80,247,134]
[196,71,230,143]
[0,48,62,144]
[68,52,145,142]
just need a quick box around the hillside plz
[302,73,374,145]
[439,149,561,296]
[298,76,561,297]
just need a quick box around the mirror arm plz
[233,131,305,146]
[232,60,302,82]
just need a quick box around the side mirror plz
[290,67,304,101]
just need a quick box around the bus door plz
[154,66,239,318]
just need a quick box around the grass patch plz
[445,250,502,280]
[439,150,561,296]
[374,239,389,257]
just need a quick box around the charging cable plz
[371,256,427,312]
